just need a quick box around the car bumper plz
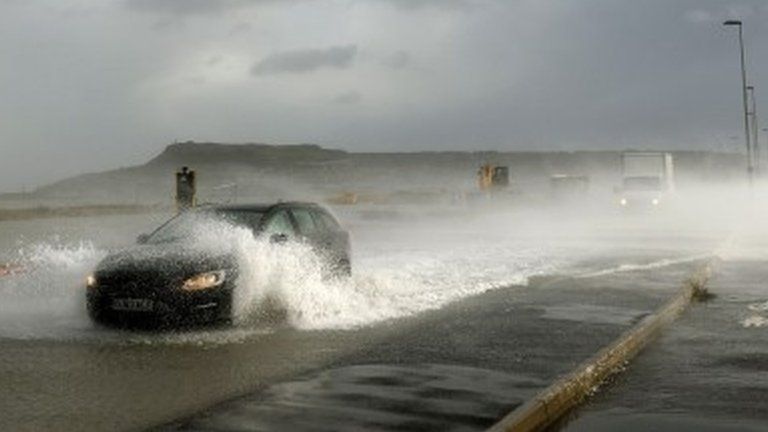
[86,285,233,329]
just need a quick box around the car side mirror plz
[270,233,288,244]
[136,234,149,244]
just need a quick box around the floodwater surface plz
[0,196,760,431]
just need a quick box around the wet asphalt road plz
[0,258,698,432]
[3,202,762,432]
[178,260,710,431]
[564,259,768,432]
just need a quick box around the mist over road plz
[1,190,763,431]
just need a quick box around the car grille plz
[97,270,177,296]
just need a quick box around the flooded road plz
[564,221,768,432]
[0,202,758,431]
[162,261,703,432]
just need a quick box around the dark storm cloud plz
[251,45,358,75]
[126,0,245,15]
[125,0,317,16]
[2,0,768,192]
[374,0,473,10]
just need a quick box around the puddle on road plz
[566,411,768,432]
[167,364,545,432]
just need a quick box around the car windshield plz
[145,210,264,244]
[623,176,661,191]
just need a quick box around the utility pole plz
[747,86,759,175]
[763,128,768,173]
[723,20,754,187]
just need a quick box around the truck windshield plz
[623,176,661,191]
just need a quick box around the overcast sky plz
[1,0,767,192]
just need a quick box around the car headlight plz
[86,274,98,288]
[651,198,660,206]
[182,270,226,291]
[620,198,628,206]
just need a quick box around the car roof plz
[200,202,324,213]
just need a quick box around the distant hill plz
[145,141,348,167]
[1,141,747,207]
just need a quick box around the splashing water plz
[188,222,555,330]
[0,217,559,340]
[0,207,722,340]
[1,240,103,299]
[571,254,711,279]
[0,240,104,339]
[747,301,768,312]
[742,315,768,329]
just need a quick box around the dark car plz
[86,202,351,328]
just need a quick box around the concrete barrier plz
[487,259,715,432]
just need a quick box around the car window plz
[311,209,340,230]
[261,210,294,236]
[291,208,318,234]
[217,210,264,232]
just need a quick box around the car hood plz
[95,243,237,280]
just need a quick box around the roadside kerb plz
[487,259,715,432]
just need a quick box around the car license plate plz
[111,298,154,312]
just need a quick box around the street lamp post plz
[723,20,754,186]
[763,128,768,171]
[747,86,759,175]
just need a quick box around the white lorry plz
[617,152,674,209]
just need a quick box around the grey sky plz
[252,45,358,75]
[1,0,767,192]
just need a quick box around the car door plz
[289,207,323,250]
[308,207,349,264]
